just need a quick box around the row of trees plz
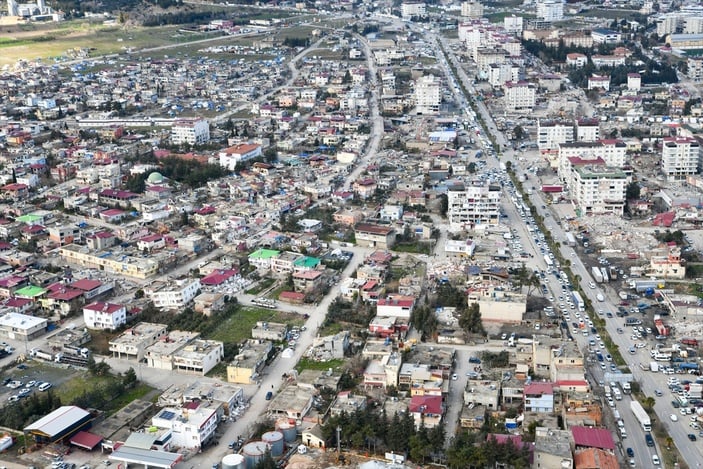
[322,407,444,462]
[446,431,532,469]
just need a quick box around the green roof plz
[17,214,42,224]
[293,256,320,268]
[249,248,280,260]
[15,285,46,297]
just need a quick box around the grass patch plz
[246,277,277,295]
[392,242,432,255]
[296,358,344,372]
[575,8,642,20]
[318,321,345,336]
[55,374,154,416]
[207,306,303,345]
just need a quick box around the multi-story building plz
[536,0,563,22]
[414,75,441,115]
[109,322,168,359]
[83,302,126,330]
[461,0,483,18]
[401,1,426,20]
[503,81,536,113]
[657,14,679,36]
[567,158,629,215]
[558,139,627,178]
[591,28,622,44]
[537,119,574,151]
[171,118,210,145]
[688,57,703,82]
[446,181,501,232]
[59,244,159,279]
[661,136,701,180]
[685,16,703,34]
[627,72,642,91]
[145,277,201,310]
[524,382,555,412]
[504,15,524,34]
[151,404,219,450]
[575,118,600,142]
[534,427,574,469]
[466,287,527,323]
[218,143,262,170]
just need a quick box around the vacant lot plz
[207,306,305,344]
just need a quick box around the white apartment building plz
[504,15,524,34]
[575,118,600,142]
[537,120,574,151]
[146,277,201,310]
[83,302,126,330]
[661,136,701,181]
[487,63,519,88]
[627,73,642,91]
[558,140,627,181]
[152,405,219,450]
[380,70,396,96]
[656,14,678,36]
[401,2,426,20]
[461,0,483,18]
[171,118,210,145]
[566,159,628,216]
[685,16,703,34]
[503,81,536,113]
[447,182,502,232]
[688,57,703,82]
[536,0,563,22]
[414,75,441,115]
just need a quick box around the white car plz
[671,414,679,422]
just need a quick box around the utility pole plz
[336,425,341,454]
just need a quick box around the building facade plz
[661,136,701,181]
[446,182,502,232]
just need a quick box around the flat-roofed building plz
[534,427,574,469]
[171,118,210,145]
[661,136,701,181]
[227,339,272,384]
[354,223,396,249]
[145,277,200,310]
[109,322,168,360]
[446,181,501,232]
[151,404,218,450]
[0,312,46,340]
[267,384,315,420]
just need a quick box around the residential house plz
[409,395,443,429]
[226,339,272,384]
[83,302,127,330]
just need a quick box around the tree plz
[459,303,485,336]
[643,396,656,410]
[123,367,138,388]
[438,194,448,217]
[513,125,525,140]
[626,181,640,200]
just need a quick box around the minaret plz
[36,0,45,12]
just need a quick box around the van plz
[38,382,52,392]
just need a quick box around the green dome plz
[147,172,164,184]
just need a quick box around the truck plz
[619,291,629,301]
[565,232,576,247]
[544,254,553,268]
[572,291,585,311]
[600,267,609,283]
[29,348,54,361]
[679,363,699,371]
[631,279,664,293]
[591,266,604,283]
[631,400,652,431]
[56,345,91,367]
[621,382,631,394]
[682,338,700,347]
[650,361,659,372]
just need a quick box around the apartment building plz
[461,0,483,18]
[536,0,563,21]
[401,1,426,20]
[145,277,201,310]
[537,119,574,151]
[414,75,441,115]
[446,182,501,231]
[661,136,701,181]
[171,118,210,145]
[503,81,536,113]
[558,139,627,179]
[688,57,703,82]
[567,159,629,216]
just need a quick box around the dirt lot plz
[0,360,81,402]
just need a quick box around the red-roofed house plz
[98,189,139,208]
[292,270,324,293]
[137,234,165,252]
[83,302,127,330]
[2,183,28,199]
[352,178,377,200]
[99,209,126,223]
[200,269,239,286]
[219,143,262,170]
[278,291,305,304]
[571,426,615,451]
[409,395,443,428]
[524,382,555,412]
[44,286,85,316]
[574,448,619,469]
[0,275,28,298]
[71,278,114,300]
[3,297,33,314]
[377,295,416,319]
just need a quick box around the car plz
[265,391,273,400]
[600,363,607,370]
[451,374,458,381]
[25,380,36,388]
[689,433,698,441]
[599,342,605,349]
[469,356,481,364]
[671,414,679,421]
[646,433,655,447]
[18,388,31,397]
[605,354,612,362]
[656,390,663,397]
[652,454,660,466]
[628,459,636,467]
[672,400,681,408]
[626,447,634,458]
[16,363,27,370]
[501,333,507,340]
[617,328,624,334]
